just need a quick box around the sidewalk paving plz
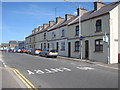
[0,67,27,89]
[58,56,119,70]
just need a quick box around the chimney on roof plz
[94,0,106,10]
[77,7,88,16]
[32,30,35,34]
[38,26,43,31]
[49,21,56,26]
[43,24,49,29]
[65,14,74,20]
[56,17,64,23]
[35,28,39,32]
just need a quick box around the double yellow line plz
[0,67,38,90]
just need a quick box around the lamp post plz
[103,32,110,64]
[64,0,82,59]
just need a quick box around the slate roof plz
[69,1,120,25]
[26,1,120,39]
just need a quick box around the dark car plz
[39,49,58,58]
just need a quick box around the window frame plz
[75,25,79,36]
[95,39,103,52]
[75,41,79,52]
[61,29,65,37]
[96,19,102,32]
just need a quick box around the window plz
[48,43,49,49]
[51,43,55,49]
[75,41,79,51]
[75,25,79,36]
[52,32,56,39]
[95,39,103,51]
[61,42,65,50]
[44,43,46,49]
[61,29,65,37]
[44,33,46,39]
[41,43,42,50]
[96,19,102,31]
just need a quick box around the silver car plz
[39,49,58,58]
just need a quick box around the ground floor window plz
[51,43,55,49]
[44,43,46,49]
[61,41,65,51]
[95,39,103,51]
[75,41,79,52]
[41,43,42,50]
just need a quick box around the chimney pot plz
[94,1,106,10]
[77,7,88,16]
[49,21,56,26]
[56,17,64,23]
[43,24,49,29]
[65,14,74,20]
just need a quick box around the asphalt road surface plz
[1,52,118,88]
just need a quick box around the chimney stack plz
[77,7,88,16]
[35,28,39,32]
[32,30,35,34]
[56,17,64,23]
[65,14,74,20]
[49,21,56,26]
[38,26,43,31]
[43,24,49,29]
[94,0,106,10]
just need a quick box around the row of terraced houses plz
[25,1,120,64]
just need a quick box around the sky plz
[1,1,111,43]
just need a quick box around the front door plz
[85,40,89,59]
[56,42,59,51]
[68,42,71,57]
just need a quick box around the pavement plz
[0,52,31,89]
[1,52,119,88]
[57,56,120,70]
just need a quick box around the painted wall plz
[110,5,119,64]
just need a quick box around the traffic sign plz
[80,36,83,40]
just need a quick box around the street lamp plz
[64,0,83,59]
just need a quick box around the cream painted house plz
[25,1,120,64]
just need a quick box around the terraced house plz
[25,1,120,64]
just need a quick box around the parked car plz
[31,49,41,55]
[39,49,58,58]
[21,49,27,53]
[27,48,32,54]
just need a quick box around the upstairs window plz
[52,32,56,39]
[75,41,79,52]
[44,33,46,39]
[95,39,103,51]
[96,20,102,31]
[75,25,79,36]
[61,29,65,37]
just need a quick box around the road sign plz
[80,36,83,40]
[103,35,108,43]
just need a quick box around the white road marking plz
[27,67,71,75]
[61,67,71,71]
[27,70,35,75]
[76,67,94,70]
[34,70,45,74]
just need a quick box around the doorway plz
[85,40,89,59]
[68,42,71,57]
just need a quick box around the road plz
[1,52,118,88]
